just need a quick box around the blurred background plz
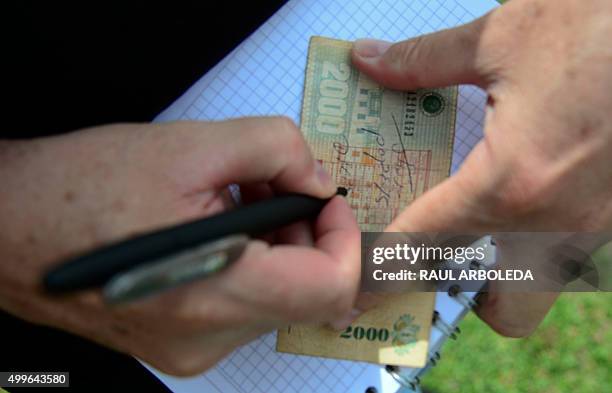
[423,243,612,393]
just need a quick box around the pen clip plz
[103,234,249,304]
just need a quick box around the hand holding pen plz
[0,118,361,376]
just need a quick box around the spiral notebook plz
[151,0,499,392]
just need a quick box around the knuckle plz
[470,14,514,82]
[271,116,300,136]
[488,319,536,338]
[385,37,426,86]
[158,359,211,377]
[155,361,199,377]
[398,36,425,65]
[456,19,480,51]
[147,348,223,377]
[476,293,544,338]
[270,116,307,156]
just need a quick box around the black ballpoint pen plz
[44,187,348,300]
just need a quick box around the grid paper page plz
[152,0,499,392]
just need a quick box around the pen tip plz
[336,187,348,197]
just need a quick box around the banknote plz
[276,37,457,367]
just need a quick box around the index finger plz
[193,117,337,199]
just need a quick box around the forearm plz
[0,138,70,325]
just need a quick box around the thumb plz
[387,175,479,232]
[387,141,491,232]
[351,15,490,90]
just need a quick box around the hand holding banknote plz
[352,0,612,337]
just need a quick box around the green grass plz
[422,247,612,393]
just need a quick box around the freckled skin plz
[64,191,75,203]
[0,119,360,376]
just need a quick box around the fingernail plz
[330,308,362,331]
[353,39,392,59]
[315,160,334,189]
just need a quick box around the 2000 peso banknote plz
[276,37,457,367]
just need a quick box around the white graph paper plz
[151,0,499,392]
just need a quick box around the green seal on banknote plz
[420,92,445,116]
[391,314,421,355]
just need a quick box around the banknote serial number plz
[339,325,390,342]
[0,372,69,387]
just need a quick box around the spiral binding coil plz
[386,365,421,392]
[432,310,460,339]
[384,236,495,393]
[448,284,478,309]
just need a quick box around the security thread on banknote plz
[276,37,457,367]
